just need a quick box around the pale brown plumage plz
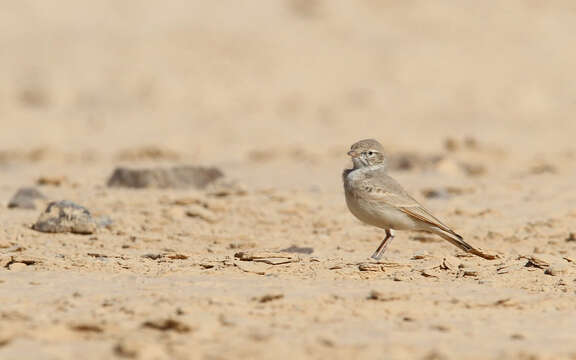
[343,139,495,260]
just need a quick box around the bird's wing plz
[355,172,456,234]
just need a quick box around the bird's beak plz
[347,150,357,157]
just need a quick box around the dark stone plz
[7,187,46,209]
[107,166,224,189]
[280,245,314,254]
[142,254,163,260]
[421,188,450,200]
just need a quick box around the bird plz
[342,139,494,260]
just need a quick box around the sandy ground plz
[2,1,576,359]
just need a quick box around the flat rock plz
[107,166,224,189]
[141,319,192,333]
[234,250,299,265]
[280,245,314,254]
[8,263,28,272]
[32,201,99,234]
[358,262,406,271]
[7,187,46,209]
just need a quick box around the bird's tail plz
[433,228,495,260]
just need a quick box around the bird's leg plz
[370,229,394,260]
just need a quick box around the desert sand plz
[1,1,576,359]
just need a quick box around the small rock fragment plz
[10,256,39,266]
[358,262,406,271]
[544,268,556,276]
[444,137,479,152]
[0,336,11,348]
[37,176,68,186]
[1,255,39,270]
[167,254,188,260]
[205,178,247,197]
[497,263,522,275]
[87,253,109,259]
[252,294,284,303]
[142,254,163,260]
[421,188,451,199]
[358,263,382,272]
[234,250,298,265]
[444,138,459,152]
[523,256,549,269]
[544,265,568,276]
[114,338,166,359]
[392,272,410,281]
[186,205,219,223]
[462,270,478,277]
[431,324,451,332]
[367,290,384,300]
[114,340,139,359]
[70,324,104,333]
[440,257,456,271]
[141,319,191,333]
[412,235,442,243]
[32,201,99,234]
[367,290,407,301]
[107,166,224,189]
[411,250,431,260]
[8,263,28,272]
[234,261,267,275]
[510,333,525,341]
[530,163,556,175]
[280,245,314,254]
[7,187,46,209]
[492,298,514,307]
[460,162,486,176]
[420,270,439,278]
[566,233,576,242]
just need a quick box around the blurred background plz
[2,4,576,358]
[1,0,575,167]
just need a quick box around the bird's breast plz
[343,169,419,230]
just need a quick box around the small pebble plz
[544,265,567,276]
[32,200,99,234]
[8,263,28,272]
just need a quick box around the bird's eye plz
[367,151,374,156]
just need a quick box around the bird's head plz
[347,139,386,168]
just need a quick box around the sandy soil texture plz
[1,1,576,359]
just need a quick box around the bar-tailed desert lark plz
[343,139,494,260]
